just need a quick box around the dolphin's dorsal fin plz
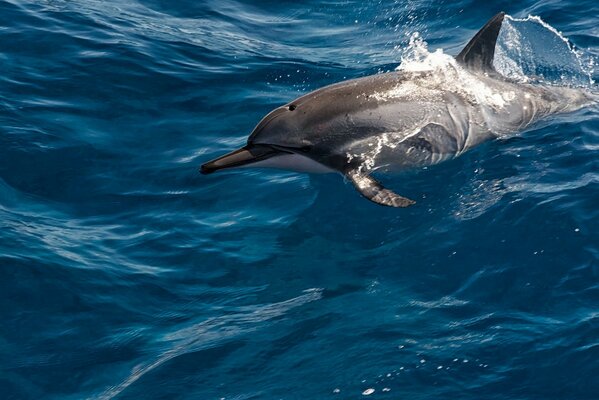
[455,12,505,72]
[346,169,415,208]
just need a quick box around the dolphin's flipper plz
[456,12,505,72]
[346,169,416,208]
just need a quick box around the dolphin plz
[201,12,593,207]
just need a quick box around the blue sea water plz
[1,0,598,399]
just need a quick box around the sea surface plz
[1,1,598,399]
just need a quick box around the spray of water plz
[495,15,595,86]
[396,14,596,87]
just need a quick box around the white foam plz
[392,33,516,110]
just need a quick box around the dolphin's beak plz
[200,144,282,174]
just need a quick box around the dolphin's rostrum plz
[201,12,593,207]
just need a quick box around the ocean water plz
[1,1,598,399]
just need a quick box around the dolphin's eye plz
[288,104,297,111]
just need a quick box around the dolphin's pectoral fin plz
[346,169,416,208]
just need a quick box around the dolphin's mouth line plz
[200,144,291,174]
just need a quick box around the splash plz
[396,14,596,87]
[495,15,595,86]
[391,33,517,110]
[397,32,444,71]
